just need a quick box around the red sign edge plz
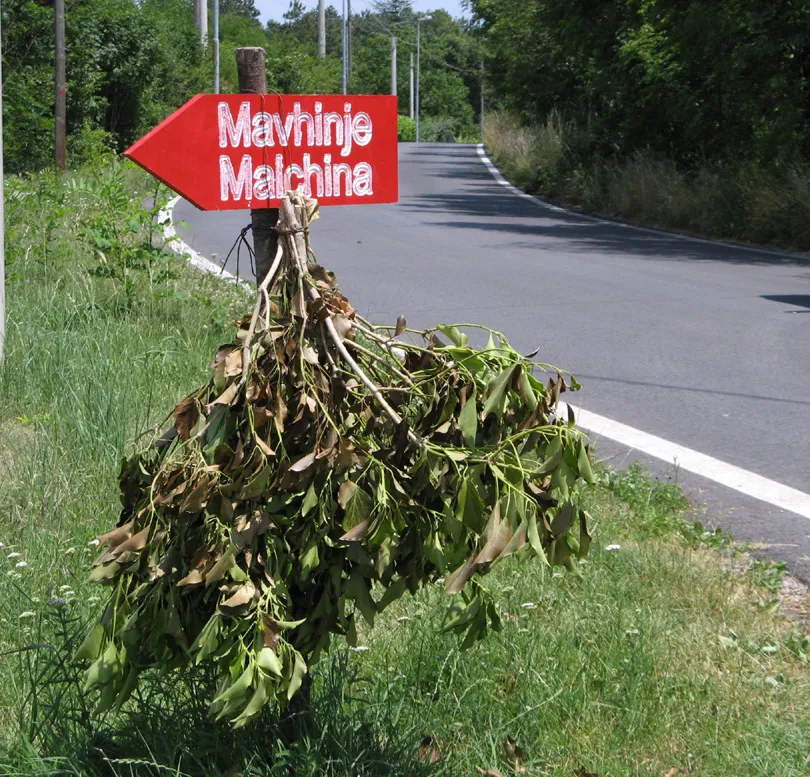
[125,94,399,212]
[124,95,212,211]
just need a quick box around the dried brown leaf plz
[212,381,240,407]
[416,735,440,764]
[337,480,357,509]
[254,433,274,457]
[98,522,133,549]
[210,344,235,370]
[332,313,352,341]
[115,526,150,554]
[173,397,199,441]
[220,581,256,610]
[289,452,316,473]
[444,556,477,594]
[502,736,527,773]
[223,348,243,377]
[339,519,370,542]
[177,569,204,587]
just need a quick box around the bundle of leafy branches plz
[78,193,595,727]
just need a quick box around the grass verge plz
[1,159,808,776]
[484,112,810,252]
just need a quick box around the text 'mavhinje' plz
[218,100,375,202]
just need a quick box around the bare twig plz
[344,338,417,387]
[240,241,284,387]
[276,195,423,448]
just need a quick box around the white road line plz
[475,144,810,262]
[163,163,810,521]
[477,143,810,518]
[158,196,250,288]
[562,402,810,520]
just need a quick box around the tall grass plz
[484,112,810,251]
[1,159,808,775]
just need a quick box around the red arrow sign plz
[125,94,399,211]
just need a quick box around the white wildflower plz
[19,611,36,619]
[7,552,21,559]
[15,561,28,569]
[520,602,536,609]
[88,539,100,547]
[604,544,621,552]
[350,646,369,652]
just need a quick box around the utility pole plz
[195,0,208,48]
[416,16,431,143]
[213,0,220,93]
[1,13,5,362]
[341,0,347,94]
[235,48,278,286]
[391,37,397,97]
[318,0,326,58]
[347,0,352,88]
[409,53,414,119]
[54,0,66,171]
[480,60,484,142]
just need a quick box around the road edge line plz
[161,174,810,522]
[476,144,810,262]
[561,402,810,520]
[158,196,250,288]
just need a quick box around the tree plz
[220,0,260,21]
[371,0,414,26]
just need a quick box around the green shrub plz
[398,114,415,141]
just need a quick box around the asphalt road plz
[175,142,810,581]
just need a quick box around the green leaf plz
[483,365,517,419]
[287,653,308,700]
[577,440,595,484]
[300,544,319,579]
[458,393,478,448]
[346,571,377,626]
[456,479,485,534]
[527,512,549,565]
[343,486,374,531]
[74,622,105,662]
[256,647,283,677]
[437,324,468,347]
[194,615,222,664]
[212,663,255,713]
[301,482,318,516]
[233,675,270,727]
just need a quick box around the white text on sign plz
[218,101,375,202]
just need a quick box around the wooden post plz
[54,0,66,171]
[235,47,278,286]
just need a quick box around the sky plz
[255,0,469,24]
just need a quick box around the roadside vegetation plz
[1,158,808,776]
[2,0,482,175]
[475,1,810,251]
[484,112,810,251]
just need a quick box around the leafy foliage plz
[473,0,810,168]
[79,195,594,726]
[3,0,482,173]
